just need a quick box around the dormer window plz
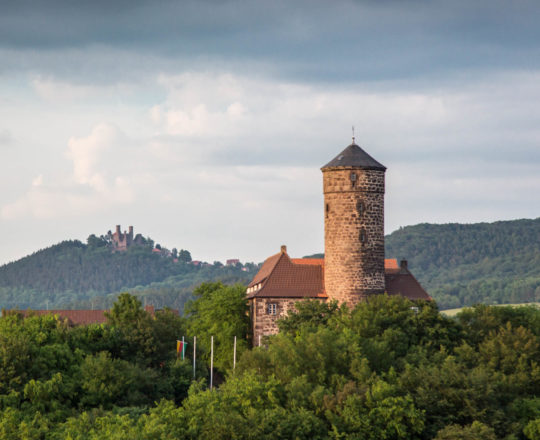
[248,283,262,293]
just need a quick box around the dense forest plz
[0,217,539,311]
[385,218,540,309]
[0,236,255,311]
[2,288,540,439]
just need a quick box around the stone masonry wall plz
[251,297,323,345]
[323,167,385,307]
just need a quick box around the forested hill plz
[385,218,540,309]
[0,239,256,311]
[2,218,539,311]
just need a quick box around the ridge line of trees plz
[3,285,540,438]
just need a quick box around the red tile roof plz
[292,258,324,266]
[3,305,170,325]
[248,252,282,287]
[247,252,326,298]
[384,258,399,270]
[385,265,431,300]
[246,253,430,301]
[10,309,108,325]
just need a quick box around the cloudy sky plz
[1,0,539,265]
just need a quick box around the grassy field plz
[441,302,540,317]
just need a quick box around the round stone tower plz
[321,140,386,306]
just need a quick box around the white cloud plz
[1,69,540,264]
[32,76,97,102]
[66,123,118,187]
[0,129,12,146]
[143,70,540,260]
[32,174,43,187]
[149,105,162,124]
[1,123,136,220]
[0,180,135,220]
[30,76,133,103]
[148,71,540,171]
[153,73,260,138]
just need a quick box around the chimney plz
[115,225,121,235]
[280,245,287,254]
[400,259,408,271]
[128,226,133,236]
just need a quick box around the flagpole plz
[193,336,196,379]
[182,335,185,360]
[210,336,214,390]
[233,335,237,371]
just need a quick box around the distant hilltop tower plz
[321,139,386,306]
[111,225,134,252]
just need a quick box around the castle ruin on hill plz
[110,225,144,251]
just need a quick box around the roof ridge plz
[291,258,324,266]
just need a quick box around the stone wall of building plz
[323,167,385,306]
[251,297,323,344]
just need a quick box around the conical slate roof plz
[321,142,386,171]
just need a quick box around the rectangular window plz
[267,303,277,315]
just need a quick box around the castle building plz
[247,140,430,343]
[110,225,144,251]
[111,225,134,251]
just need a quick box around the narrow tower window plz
[325,203,329,218]
[350,172,357,187]
[356,200,364,216]
[359,228,367,244]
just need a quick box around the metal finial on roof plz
[352,125,355,144]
